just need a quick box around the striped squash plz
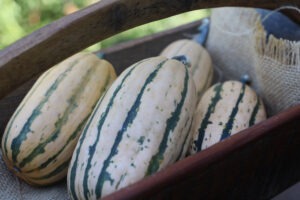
[67,56,197,199]
[1,52,117,186]
[160,39,213,101]
[190,80,266,154]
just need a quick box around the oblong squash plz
[190,80,266,154]
[67,56,197,199]
[160,39,213,101]
[1,52,117,186]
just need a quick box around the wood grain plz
[0,0,299,100]
[103,105,300,200]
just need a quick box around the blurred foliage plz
[0,0,210,51]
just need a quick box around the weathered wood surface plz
[0,0,299,100]
[103,105,300,200]
[101,20,204,75]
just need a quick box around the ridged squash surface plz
[160,39,213,101]
[1,52,116,185]
[190,81,266,154]
[67,56,197,199]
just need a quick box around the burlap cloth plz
[0,151,69,200]
[206,7,300,115]
[0,7,299,199]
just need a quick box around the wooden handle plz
[0,0,298,99]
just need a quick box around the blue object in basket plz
[256,9,300,41]
[193,18,210,46]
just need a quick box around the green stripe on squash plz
[193,83,223,152]
[69,61,140,200]
[1,52,116,186]
[220,83,246,140]
[11,62,77,164]
[146,65,189,175]
[67,56,196,200]
[190,81,266,154]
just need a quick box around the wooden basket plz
[0,1,299,199]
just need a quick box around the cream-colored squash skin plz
[67,56,197,200]
[189,81,266,154]
[160,39,213,101]
[1,52,116,186]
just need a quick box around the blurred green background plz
[0,0,210,51]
